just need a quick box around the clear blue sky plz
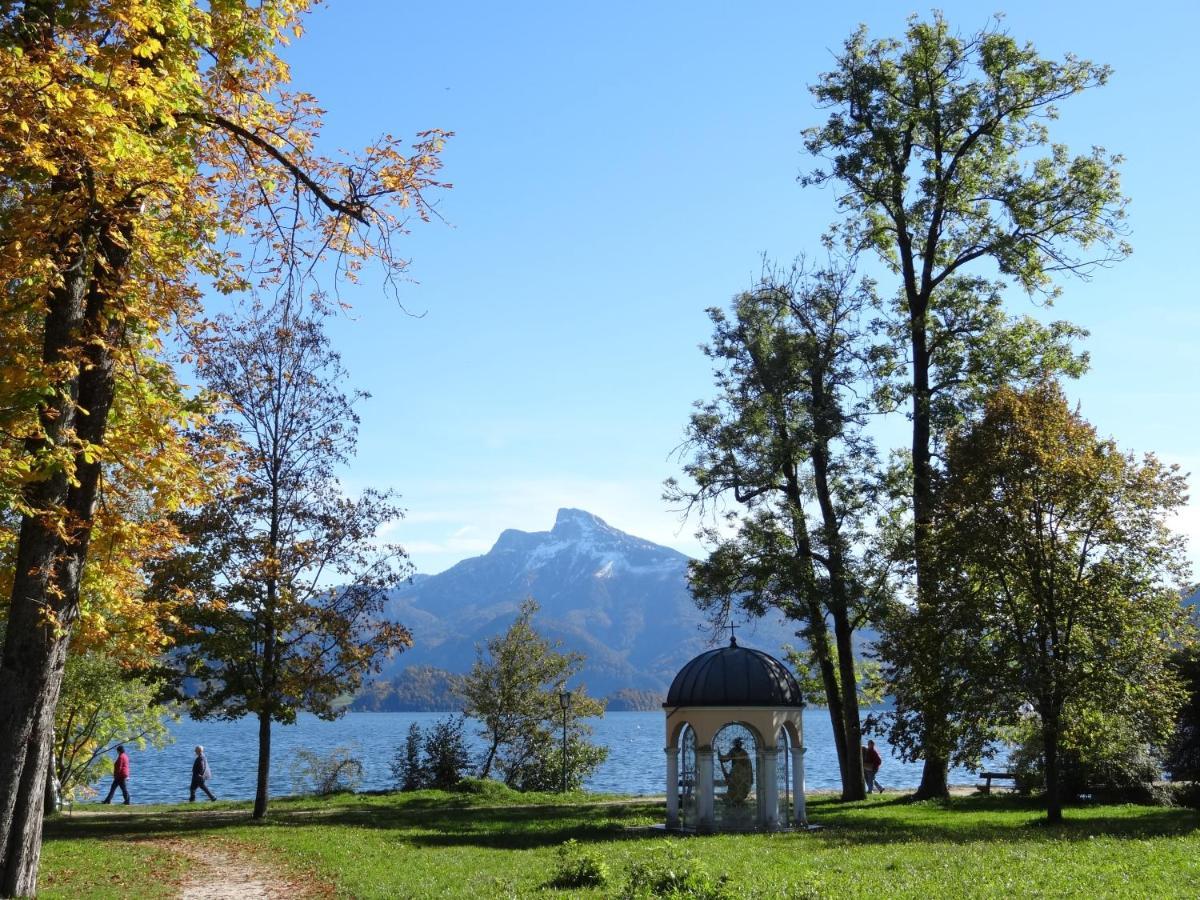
[275,1,1200,576]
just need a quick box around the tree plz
[927,381,1189,821]
[0,1,446,890]
[459,599,607,790]
[667,262,888,800]
[391,717,474,791]
[51,652,174,805]
[391,723,427,791]
[149,299,411,819]
[802,13,1128,797]
[1166,643,1200,782]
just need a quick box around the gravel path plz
[152,839,329,900]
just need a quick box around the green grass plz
[39,785,1200,898]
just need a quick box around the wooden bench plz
[978,771,1016,794]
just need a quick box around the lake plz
[97,709,987,804]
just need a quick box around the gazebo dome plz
[665,638,804,708]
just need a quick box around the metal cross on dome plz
[726,620,738,647]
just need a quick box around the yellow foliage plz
[0,1,447,661]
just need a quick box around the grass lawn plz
[38,783,1200,898]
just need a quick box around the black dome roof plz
[665,639,804,708]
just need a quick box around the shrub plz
[624,841,733,900]
[423,716,474,789]
[451,777,522,801]
[550,839,609,889]
[390,723,426,791]
[290,746,364,796]
[1008,708,1164,804]
[390,716,474,792]
[498,728,608,792]
[1166,644,1200,781]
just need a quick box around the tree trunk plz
[805,617,849,793]
[43,729,59,819]
[832,610,866,800]
[479,737,501,780]
[1043,714,1063,824]
[1,685,60,897]
[0,219,133,893]
[254,710,272,819]
[807,374,866,802]
[908,299,950,800]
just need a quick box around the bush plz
[498,729,608,792]
[290,746,364,796]
[390,723,426,791]
[390,716,473,791]
[451,777,522,801]
[423,716,474,789]
[1008,708,1164,804]
[550,839,609,889]
[624,841,733,900]
[1162,781,1200,809]
[1166,645,1200,781]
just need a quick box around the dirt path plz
[153,838,330,900]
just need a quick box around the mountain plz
[375,508,797,698]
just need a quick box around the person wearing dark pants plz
[102,745,131,804]
[190,745,216,802]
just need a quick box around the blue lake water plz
[98,709,987,804]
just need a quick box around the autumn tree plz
[929,381,1190,822]
[0,1,446,887]
[459,599,607,791]
[149,299,411,819]
[802,13,1126,797]
[667,262,888,800]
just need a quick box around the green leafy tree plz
[149,299,411,819]
[51,652,174,804]
[783,646,885,711]
[1166,643,1200,782]
[459,599,607,790]
[802,13,1128,797]
[667,261,888,799]
[925,381,1189,821]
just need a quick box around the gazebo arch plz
[663,637,806,832]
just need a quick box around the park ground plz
[36,783,1200,899]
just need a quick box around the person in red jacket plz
[102,745,131,804]
[862,739,884,794]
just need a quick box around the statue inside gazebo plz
[663,636,806,832]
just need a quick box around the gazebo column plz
[696,747,715,832]
[664,746,680,829]
[791,744,807,826]
[759,747,780,830]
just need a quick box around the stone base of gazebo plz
[650,822,823,835]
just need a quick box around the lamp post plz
[558,688,572,793]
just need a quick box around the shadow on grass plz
[44,797,666,852]
[798,793,1200,846]
[43,792,1200,853]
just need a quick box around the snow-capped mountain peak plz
[379,508,792,695]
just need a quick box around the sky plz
[271,1,1200,576]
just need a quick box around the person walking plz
[190,745,216,802]
[862,739,884,794]
[102,745,131,804]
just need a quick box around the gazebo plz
[663,637,806,832]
